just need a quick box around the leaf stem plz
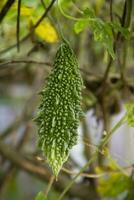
[58,115,127,200]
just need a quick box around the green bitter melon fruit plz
[36,40,83,176]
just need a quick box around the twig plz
[121,0,132,28]
[0,141,95,199]
[0,60,51,69]
[98,96,110,166]
[62,165,133,178]
[82,118,92,160]
[16,0,21,52]
[109,0,113,22]
[0,67,45,139]
[0,141,51,180]
[120,41,127,83]
[62,167,105,178]
[72,1,83,14]
[119,0,133,83]
[45,176,55,196]
[40,0,59,38]
[0,0,15,23]
[58,115,126,200]
[101,58,113,86]
[0,123,31,194]
[101,0,115,86]
[0,117,24,139]
[31,0,56,31]
[101,0,132,89]
[40,0,46,8]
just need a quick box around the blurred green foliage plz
[0,0,134,200]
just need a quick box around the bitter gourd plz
[36,40,83,176]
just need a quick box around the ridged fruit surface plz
[36,41,83,176]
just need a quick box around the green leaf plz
[74,19,89,33]
[125,104,134,127]
[83,7,95,18]
[74,8,115,58]
[35,192,47,200]
[90,19,115,59]
[111,22,131,39]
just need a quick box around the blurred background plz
[0,0,134,200]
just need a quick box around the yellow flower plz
[35,20,58,43]
[20,6,33,16]
[13,4,33,16]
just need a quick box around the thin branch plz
[0,117,24,139]
[40,0,46,9]
[98,0,115,87]
[62,165,133,178]
[0,0,15,23]
[109,0,114,22]
[0,68,45,139]
[120,41,127,83]
[45,176,55,196]
[0,124,30,194]
[101,0,132,89]
[58,115,126,200]
[120,0,133,83]
[82,118,92,160]
[16,0,21,52]
[62,167,105,179]
[0,141,96,199]
[40,0,59,37]
[101,57,113,86]
[121,0,132,28]
[0,60,51,69]
[31,0,56,31]
[0,141,51,181]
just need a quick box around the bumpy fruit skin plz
[36,41,83,176]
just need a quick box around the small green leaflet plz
[74,19,89,34]
[74,7,95,34]
[83,7,95,18]
[74,7,131,59]
[74,18,115,59]
[74,7,115,59]
[35,192,47,200]
[125,104,134,127]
